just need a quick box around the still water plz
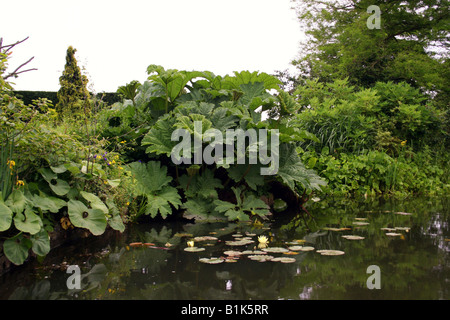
[1,196,448,300]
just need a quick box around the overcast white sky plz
[1,0,304,93]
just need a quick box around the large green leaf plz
[67,199,107,236]
[39,168,70,196]
[226,164,265,191]
[145,187,182,219]
[128,161,181,219]
[178,169,223,199]
[80,191,109,215]
[13,206,42,235]
[0,201,13,232]
[4,190,27,214]
[105,199,125,232]
[277,144,327,191]
[141,114,178,156]
[222,71,282,91]
[3,235,31,265]
[30,229,51,257]
[29,192,66,213]
[128,161,173,194]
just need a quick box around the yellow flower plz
[118,166,123,170]
[187,240,195,247]
[401,140,407,146]
[120,140,126,144]
[258,235,269,245]
[96,155,102,160]
[126,202,130,206]
[111,160,116,164]
[7,160,15,169]
[16,180,25,186]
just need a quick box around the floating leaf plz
[395,227,411,232]
[353,221,369,226]
[323,227,352,231]
[394,212,412,216]
[242,250,266,255]
[224,250,243,256]
[385,232,402,237]
[193,236,218,241]
[226,239,254,246]
[272,257,296,263]
[287,246,304,251]
[248,255,274,262]
[283,251,299,255]
[184,247,205,252]
[341,235,365,240]
[298,246,315,251]
[261,247,289,253]
[317,249,345,256]
[199,257,224,264]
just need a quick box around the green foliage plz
[137,67,325,221]
[127,161,181,219]
[291,0,450,105]
[55,46,90,118]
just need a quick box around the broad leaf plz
[3,235,31,265]
[13,206,42,235]
[145,187,182,219]
[4,189,26,214]
[30,229,51,257]
[141,114,178,156]
[0,201,13,232]
[67,199,107,236]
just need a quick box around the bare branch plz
[3,56,37,80]
[1,36,30,53]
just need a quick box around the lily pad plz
[272,257,296,263]
[385,232,402,237]
[193,236,218,242]
[394,211,412,215]
[317,249,345,256]
[341,235,365,240]
[224,250,243,256]
[261,247,289,253]
[353,221,369,226]
[226,239,254,246]
[287,246,304,251]
[199,257,224,264]
[242,250,266,255]
[298,246,315,251]
[248,255,274,262]
[184,247,205,252]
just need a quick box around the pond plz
[0,196,448,300]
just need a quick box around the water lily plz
[258,235,269,244]
[187,240,195,247]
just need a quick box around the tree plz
[55,46,90,117]
[290,0,449,107]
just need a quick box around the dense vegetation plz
[1,0,448,266]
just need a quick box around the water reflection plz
[1,196,448,300]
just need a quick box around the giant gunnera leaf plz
[128,161,181,219]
